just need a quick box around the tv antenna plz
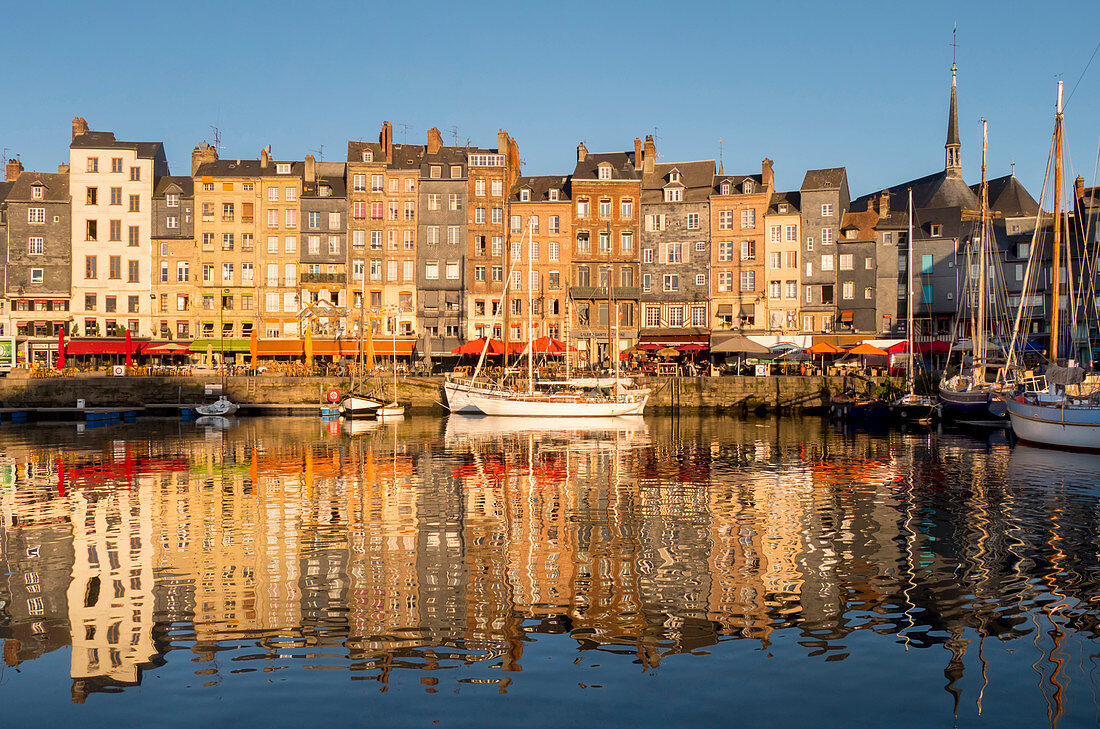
[446,126,460,146]
[209,126,226,153]
[652,127,663,159]
[397,123,413,144]
[310,144,324,161]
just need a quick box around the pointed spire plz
[945,63,961,176]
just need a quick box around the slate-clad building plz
[639,155,714,342]
[799,167,850,333]
[299,158,347,335]
[151,174,194,339]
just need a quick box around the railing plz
[301,272,347,284]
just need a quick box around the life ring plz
[327,389,341,403]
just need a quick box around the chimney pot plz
[71,116,89,142]
[577,141,588,163]
[427,127,443,155]
[5,156,24,181]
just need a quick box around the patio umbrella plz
[304,327,313,363]
[451,337,505,356]
[125,329,133,367]
[364,325,375,369]
[678,342,707,353]
[807,341,842,355]
[636,342,663,351]
[656,347,680,358]
[58,328,65,369]
[532,335,575,355]
[709,335,769,354]
[848,342,888,357]
[250,327,259,369]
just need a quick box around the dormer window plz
[664,188,682,203]
[276,163,290,174]
[520,189,530,202]
[598,164,611,180]
[669,171,681,184]
[778,203,789,214]
[845,229,857,239]
[363,151,373,162]
[548,189,559,201]
[319,185,332,197]
[32,186,44,199]
[930,224,943,238]
[721,182,730,195]
[166,193,179,207]
[743,180,754,194]
[430,165,441,179]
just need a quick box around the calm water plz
[2,415,1100,728]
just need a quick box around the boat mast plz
[527,224,534,394]
[907,188,915,397]
[975,118,989,376]
[564,295,572,380]
[1051,80,1065,363]
[608,222,619,383]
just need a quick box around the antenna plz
[1,147,8,167]
[950,22,959,69]
[652,127,663,159]
[310,144,324,161]
[209,126,226,153]
[446,126,460,146]
[718,138,724,168]
[397,123,413,144]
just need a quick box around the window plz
[785,251,798,268]
[107,219,121,241]
[160,261,169,283]
[865,287,874,300]
[28,237,43,255]
[821,255,834,271]
[821,204,833,217]
[821,228,833,245]
[598,165,611,180]
[276,163,290,175]
[865,256,874,269]
[741,209,756,229]
[285,235,297,253]
[127,260,139,283]
[549,240,560,261]
[576,200,590,218]
[769,280,781,299]
[599,232,611,253]
[664,188,682,202]
[127,225,139,247]
[922,283,933,303]
[646,214,664,231]
[717,271,733,292]
[107,255,121,280]
[930,224,943,237]
[620,232,634,253]
[492,265,503,281]
[428,193,441,211]
[86,187,98,206]
[718,210,733,230]
[370,260,382,280]
[370,231,383,250]
[446,261,460,280]
[491,179,503,196]
[842,281,854,299]
[549,271,560,289]
[221,263,233,283]
[30,268,43,284]
[449,193,462,210]
[620,198,634,218]
[839,254,853,270]
[241,262,252,282]
[663,274,679,291]
[28,207,45,223]
[177,262,189,282]
[598,199,612,218]
[426,226,439,244]
[921,254,933,274]
[425,261,439,280]
[716,241,733,262]
[576,233,590,254]
[328,236,340,254]
[491,207,502,224]
[166,215,178,229]
[785,280,797,299]
[128,194,139,212]
[666,241,683,263]
[352,174,366,192]
[740,240,755,261]
[549,189,559,202]
[770,251,781,269]
[740,271,756,291]
[695,273,706,286]
[86,157,99,172]
[108,187,122,205]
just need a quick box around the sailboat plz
[1004,81,1100,449]
[197,323,239,416]
[376,323,405,419]
[341,293,384,418]
[938,119,1009,423]
[444,224,649,416]
[891,188,937,422]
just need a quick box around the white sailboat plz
[1005,81,1100,449]
[341,290,383,418]
[445,224,649,416]
[891,188,937,421]
[376,322,405,419]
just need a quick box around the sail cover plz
[1045,363,1086,385]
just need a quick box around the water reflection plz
[1,416,1099,725]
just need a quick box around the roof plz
[193,159,304,178]
[71,131,164,159]
[347,140,384,163]
[302,174,347,199]
[0,180,13,204]
[153,175,194,197]
[573,151,640,181]
[768,191,801,214]
[712,173,763,195]
[642,160,715,203]
[839,209,878,240]
[8,171,69,201]
[852,169,979,213]
[800,167,847,191]
[973,174,1040,218]
[510,174,571,202]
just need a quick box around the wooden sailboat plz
[1004,81,1100,449]
[376,326,405,419]
[341,289,383,418]
[892,188,937,421]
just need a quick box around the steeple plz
[945,63,961,176]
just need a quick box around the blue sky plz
[3,1,1098,201]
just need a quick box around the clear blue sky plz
[3,0,1098,200]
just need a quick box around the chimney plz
[380,121,393,163]
[6,156,23,181]
[1075,174,1085,205]
[58,163,70,174]
[761,157,774,191]
[879,189,890,216]
[634,137,642,167]
[427,127,443,155]
[577,141,588,163]
[643,135,655,174]
[71,116,89,142]
[260,145,271,169]
[304,154,316,183]
[191,142,218,175]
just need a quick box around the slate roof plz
[347,140,384,163]
[801,167,847,191]
[642,160,715,203]
[852,170,979,213]
[573,151,640,181]
[71,131,163,159]
[303,174,347,199]
[839,209,878,240]
[510,175,571,202]
[0,180,14,204]
[767,191,801,214]
[153,175,194,197]
[193,159,305,178]
[971,174,1039,218]
[9,171,69,201]
[712,173,763,195]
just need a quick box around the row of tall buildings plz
[2,68,1096,364]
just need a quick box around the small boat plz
[340,393,383,418]
[376,403,405,418]
[195,396,239,416]
[890,393,937,422]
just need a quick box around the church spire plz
[945,63,961,176]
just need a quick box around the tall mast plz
[975,118,989,372]
[527,224,534,393]
[1050,80,1065,363]
[564,295,572,380]
[608,222,619,382]
[907,188,915,396]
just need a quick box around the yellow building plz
[762,192,802,333]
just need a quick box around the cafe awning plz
[638,331,709,349]
[64,338,148,355]
[716,304,734,316]
[145,342,193,356]
[189,339,252,353]
[840,311,854,322]
[710,334,769,354]
[257,339,304,356]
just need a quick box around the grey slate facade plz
[5,171,72,337]
[799,167,850,332]
[300,161,348,326]
[417,150,467,348]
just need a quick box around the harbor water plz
[2,415,1099,727]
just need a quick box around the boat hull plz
[938,386,1007,421]
[1005,396,1100,450]
[195,398,239,416]
[340,395,383,418]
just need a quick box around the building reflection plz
[1,415,1099,714]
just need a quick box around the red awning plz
[638,333,710,347]
[64,339,147,355]
[677,342,708,352]
[452,337,506,355]
[145,342,192,356]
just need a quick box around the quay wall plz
[0,371,897,413]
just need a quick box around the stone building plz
[68,117,168,338]
[762,191,801,333]
[507,175,572,341]
[150,174,194,340]
[569,140,643,366]
[468,131,520,342]
[639,154,714,346]
[299,157,347,336]
[836,207,880,332]
[710,159,773,331]
[3,163,72,356]
[799,166,850,333]
[0,174,11,336]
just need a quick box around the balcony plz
[301,272,346,284]
[569,286,640,300]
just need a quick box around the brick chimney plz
[380,121,393,163]
[58,163,70,174]
[643,135,655,174]
[634,137,642,167]
[761,157,774,191]
[71,116,89,142]
[6,156,23,181]
[577,141,588,163]
[427,127,442,155]
[304,154,316,183]
[260,145,272,169]
[878,189,890,216]
[1076,174,1086,206]
[191,142,218,175]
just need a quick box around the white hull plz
[445,414,646,439]
[442,381,487,413]
[463,390,649,417]
[1005,396,1100,450]
[340,395,383,418]
[376,403,405,418]
[195,397,239,416]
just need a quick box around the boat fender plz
[1015,396,1026,403]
